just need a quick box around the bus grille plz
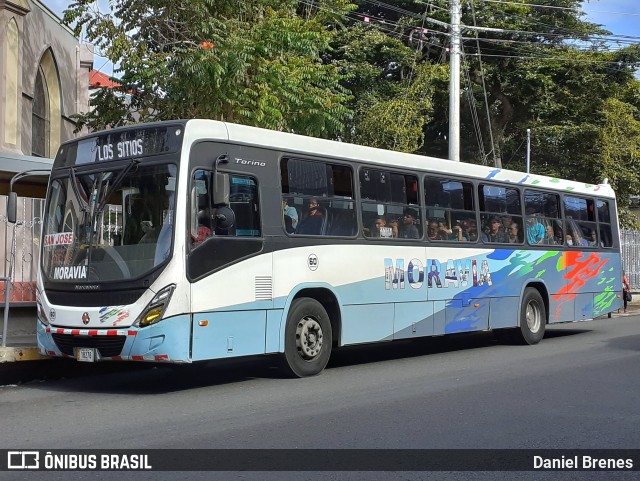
[52,334,127,358]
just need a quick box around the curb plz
[0,346,47,363]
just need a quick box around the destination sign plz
[44,232,74,247]
[96,139,144,162]
[54,124,184,168]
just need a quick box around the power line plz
[462,52,638,66]
[297,0,639,73]
[468,0,496,166]
[479,0,640,17]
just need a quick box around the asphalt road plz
[1,315,639,480]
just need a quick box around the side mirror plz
[214,206,235,230]
[7,192,17,224]
[213,172,229,206]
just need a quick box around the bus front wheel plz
[281,298,333,378]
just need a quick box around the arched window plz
[32,66,49,157]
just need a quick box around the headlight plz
[36,290,50,326]
[134,284,175,328]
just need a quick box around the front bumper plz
[37,314,192,363]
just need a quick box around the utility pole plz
[526,128,531,173]
[449,0,461,162]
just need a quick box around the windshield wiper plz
[96,160,139,216]
[69,167,90,217]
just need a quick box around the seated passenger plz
[461,219,478,241]
[543,225,557,245]
[399,209,419,239]
[295,198,325,235]
[139,221,157,243]
[389,219,399,238]
[437,220,453,239]
[450,221,468,241]
[508,223,520,243]
[525,215,545,245]
[282,198,298,234]
[482,216,508,243]
[307,198,323,218]
[427,220,442,241]
[565,234,574,246]
[370,216,393,238]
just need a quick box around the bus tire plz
[281,298,333,378]
[516,288,546,345]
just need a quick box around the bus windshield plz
[42,162,177,283]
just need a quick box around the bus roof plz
[183,119,615,200]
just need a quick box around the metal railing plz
[0,196,43,347]
[621,230,640,290]
[0,276,9,348]
[0,195,43,304]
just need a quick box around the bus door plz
[187,161,270,361]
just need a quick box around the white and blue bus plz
[20,120,622,376]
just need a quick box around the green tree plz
[65,0,355,138]
[596,98,640,227]
[330,24,448,151]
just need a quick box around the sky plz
[43,0,640,77]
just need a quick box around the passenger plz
[371,216,393,238]
[282,198,298,233]
[482,216,508,243]
[295,198,324,235]
[427,220,442,241]
[437,220,453,239]
[463,219,478,241]
[565,234,574,246]
[501,215,513,235]
[588,230,598,247]
[555,227,564,246]
[308,197,323,217]
[544,225,557,245]
[399,209,419,239]
[139,220,157,243]
[525,214,545,245]
[191,223,212,247]
[388,219,399,238]
[508,223,520,243]
[450,221,468,241]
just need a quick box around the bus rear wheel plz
[496,288,546,345]
[281,298,332,378]
[516,288,546,345]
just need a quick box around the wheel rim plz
[526,300,542,333]
[295,316,323,360]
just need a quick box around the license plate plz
[76,347,97,362]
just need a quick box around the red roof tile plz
[89,69,121,89]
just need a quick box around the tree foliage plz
[65,0,355,138]
[66,0,640,225]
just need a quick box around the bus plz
[13,119,623,377]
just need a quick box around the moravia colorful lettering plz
[384,258,492,290]
[382,249,620,323]
[53,265,87,280]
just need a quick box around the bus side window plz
[191,170,212,247]
[228,175,261,237]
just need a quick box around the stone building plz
[0,0,93,310]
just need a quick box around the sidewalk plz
[607,298,640,317]
[0,335,44,360]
